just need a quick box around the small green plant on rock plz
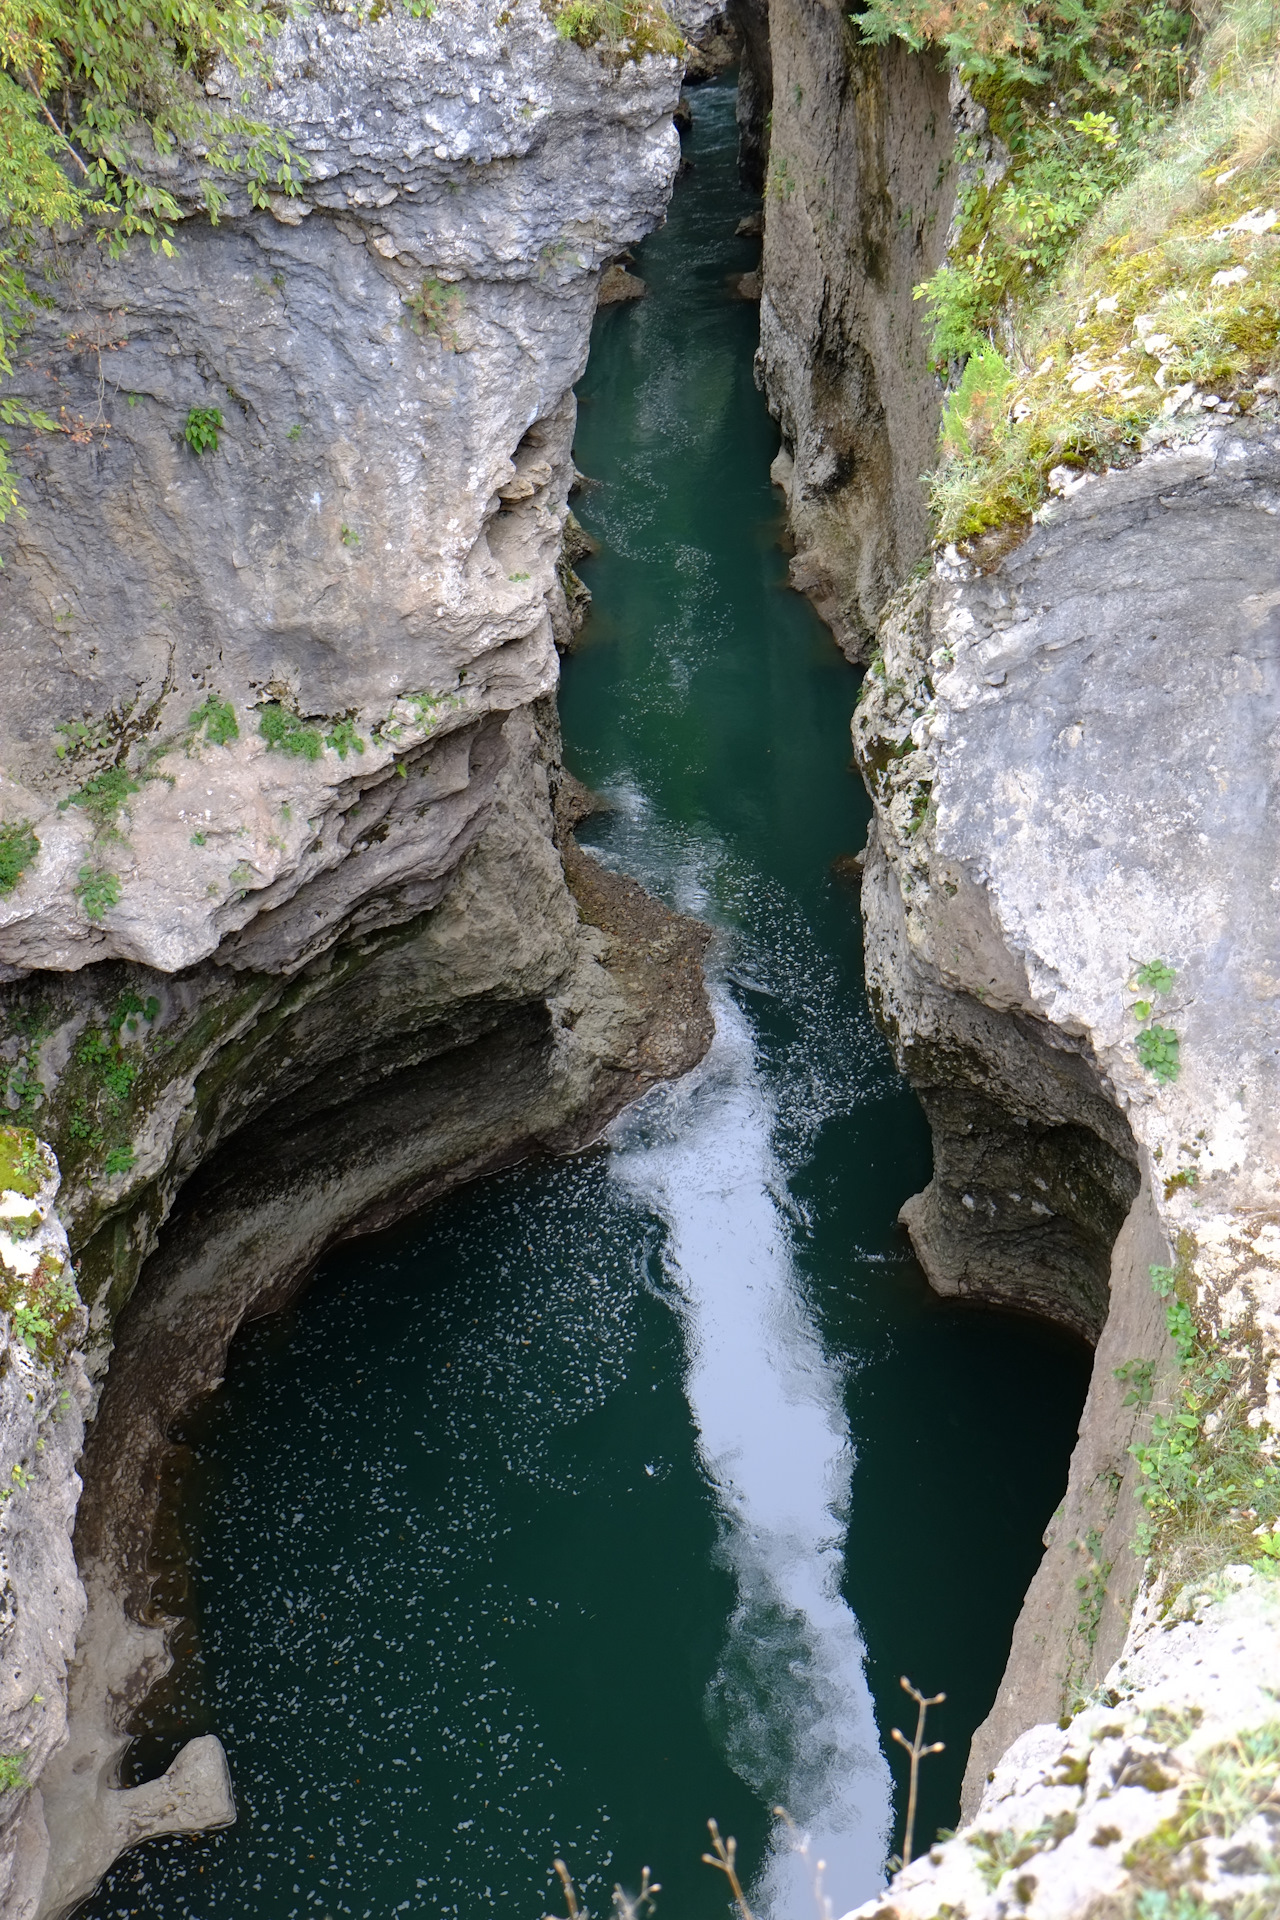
[188,695,239,746]
[0,822,38,895]
[0,1127,45,1199]
[184,407,224,455]
[60,767,139,837]
[404,277,464,345]
[547,0,682,56]
[1129,957,1180,1083]
[1129,1258,1280,1570]
[324,718,365,759]
[1,1250,81,1365]
[74,868,121,923]
[0,1755,28,1793]
[258,704,322,760]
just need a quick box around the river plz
[83,78,1090,1920]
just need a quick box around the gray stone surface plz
[0,8,707,1913]
[850,422,1280,1911]
[757,0,955,656]
[0,1154,91,1913]
[0,0,682,975]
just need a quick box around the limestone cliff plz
[0,6,710,1913]
[754,0,956,657]
[752,0,1280,1907]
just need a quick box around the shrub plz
[0,0,303,516]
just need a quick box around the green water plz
[84,80,1091,1920]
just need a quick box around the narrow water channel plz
[84,79,1091,1920]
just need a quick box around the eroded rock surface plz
[849,423,1280,1911]
[0,7,709,1914]
[756,0,955,656]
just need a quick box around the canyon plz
[0,0,1277,1916]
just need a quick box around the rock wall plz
[848,423,1280,1913]
[0,5,711,1913]
[751,0,1280,1905]
[755,0,956,657]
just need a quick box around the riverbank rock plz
[851,419,1280,1913]
[599,261,650,303]
[752,0,1280,1904]
[0,6,706,1914]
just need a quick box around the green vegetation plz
[0,1125,46,1199]
[1129,957,1181,1082]
[324,718,365,760]
[53,717,112,761]
[1123,1723,1280,1911]
[258,704,322,760]
[544,0,683,58]
[0,0,305,516]
[4,1253,80,1362]
[184,406,223,455]
[59,766,138,836]
[403,276,465,344]
[189,695,239,747]
[1129,1257,1280,1570]
[73,867,121,922]
[0,1755,28,1793]
[969,1812,1077,1889]
[858,0,1280,539]
[0,821,38,895]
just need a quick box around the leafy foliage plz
[184,405,223,454]
[0,1754,28,1793]
[1130,1262,1280,1564]
[0,1245,81,1364]
[864,0,1280,539]
[324,717,365,760]
[546,0,683,56]
[189,693,238,745]
[59,764,138,832]
[1128,956,1180,1082]
[0,0,306,515]
[862,0,1195,355]
[73,865,120,920]
[0,820,38,894]
[1136,1023,1180,1080]
[258,702,322,759]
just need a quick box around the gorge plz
[0,1,1277,1918]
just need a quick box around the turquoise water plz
[84,80,1091,1920]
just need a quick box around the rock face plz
[755,0,956,657]
[846,1563,1280,1920]
[751,0,1280,1903]
[0,6,711,1914]
[854,424,1280,1797]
